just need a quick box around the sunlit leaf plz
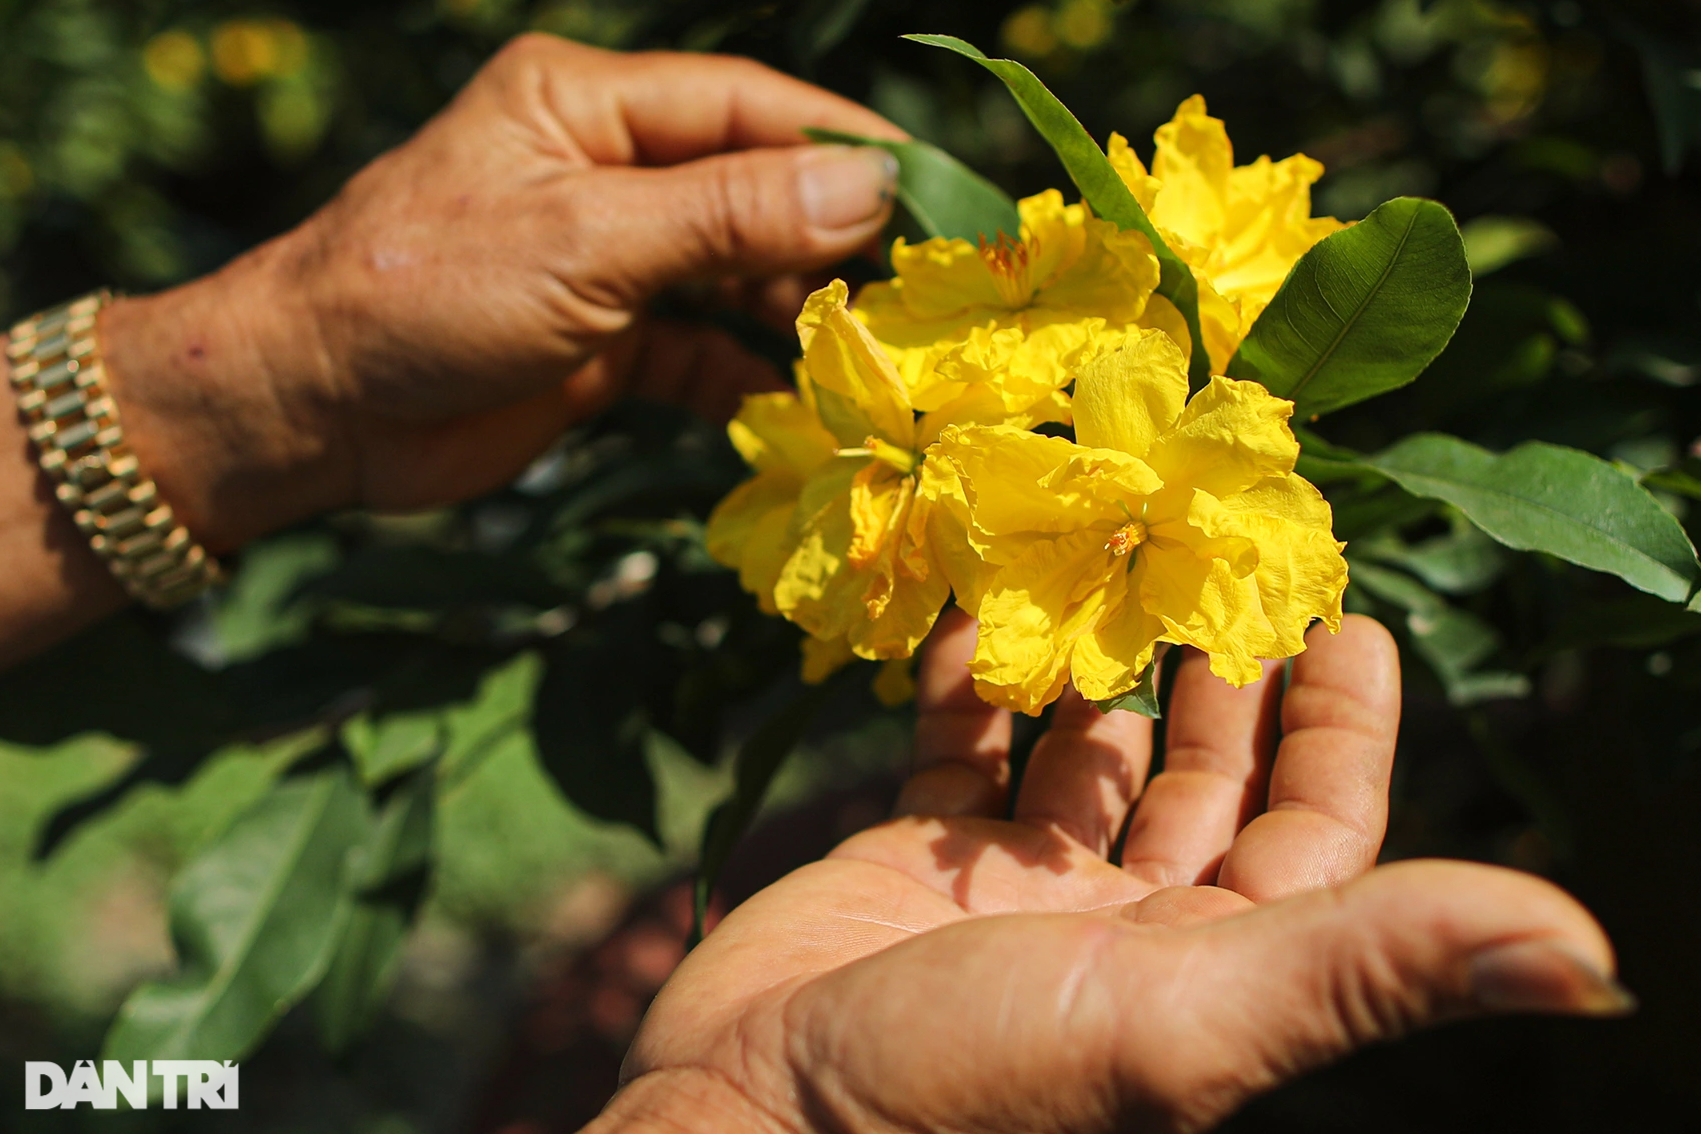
[1228,197,1471,419]
[103,769,368,1069]
[1361,433,1701,604]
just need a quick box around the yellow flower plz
[854,189,1160,422]
[1108,95,1345,373]
[934,329,1347,714]
[707,280,998,665]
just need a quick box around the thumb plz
[569,145,899,306]
[1152,860,1630,1127]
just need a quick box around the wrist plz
[581,1068,794,1134]
[98,231,355,553]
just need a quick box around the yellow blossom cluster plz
[706,97,1349,713]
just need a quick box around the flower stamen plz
[979,231,1038,309]
[1105,520,1148,557]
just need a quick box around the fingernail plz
[797,146,899,231]
[1468,939,1637,1017]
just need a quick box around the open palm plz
[606,612,1626,1134]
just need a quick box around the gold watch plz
[6,291,220,609]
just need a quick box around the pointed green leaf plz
[802,130,1019,244]
[1349,560,1530,706]
[104,769,368,1068]
[1361,434,1701,603]
[1227,197,1471,418]
[1095,644,1168,718]
[903,33,1210,388]
[315,768,435,1055]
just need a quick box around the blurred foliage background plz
[5,0,1701,1130]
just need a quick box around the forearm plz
[0,233,348,668]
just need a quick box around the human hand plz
[98,35,903,550]
[594,612,1629,1134]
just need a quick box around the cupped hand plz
[597,613,1629,1134]
[102,36,903,549]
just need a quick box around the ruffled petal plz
[725,390,839,477]
[1192,475,1348,656]
[1144,375,1299,500]
[1149,94,1233,250]
[934,425,1150,559]
[1106,131,1161,211]
[1138,533,1269,687]
[704,473,801,614]
[1035,216,1158,325]
[1070,556,1166,702]
[797,280,915,447]
[1070,329,1189,459]
[971,527,1124,714]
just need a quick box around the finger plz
[562,146,899,307]
[487,36,906,167]
[1127,860,1629,1130]
[1012,687,1152,856]
[1119,650,1282,887]
[1216,615,1401,903]
[893,608,1012,819]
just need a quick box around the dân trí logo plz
[24,1061,239,1110]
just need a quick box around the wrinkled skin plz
[5,35,904,665]
[592,612,1626,1134]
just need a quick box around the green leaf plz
[1353,517,1505,595]
[1095,644,1168,717]
[902,33,1210,389]
[1643,457,1701,502]
[315,767,435,1055]
[1361,434,1701,603]
[691,678,835,945]
[1227,197,1471,418]
[531,642,660,841]
[1349,560,1530,705]
[104,769,368,1069]
[802,128,1019,244]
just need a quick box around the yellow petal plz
[1106,131,1160,211]
[873,655,917,707]
[915,452,1000,616]
[1150,94,1232,250]
[846,461,907,570]
[774,457,867,640]
[801,634,857,684]
[1070,329,1189,459]
[884,236,1005,319]
[1135,292,1193,363]
[1145,375,1299,500]
[1191,475,1347,656]
[971,526,1127,714]
[725,390,839,476]
[1037,216,1159,325]
[704,473,801,614]
[935,425,1153,558]
[798,280,915,447]
[1013,189,1087,294]
[1215,153,1346,311]
[1070,556,1166,702]
[1137,535,1269,687]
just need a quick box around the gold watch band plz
[7,291,220,609]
